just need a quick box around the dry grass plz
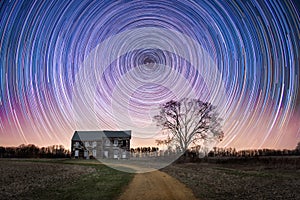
[161,161,300,200]
[0,159,133,200]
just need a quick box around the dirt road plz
[118,170,198,200]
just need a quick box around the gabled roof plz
[72,131,103,141]
[103,130,131,138]
[71,130,131,141]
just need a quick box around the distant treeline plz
[206,146,300,157]
[1,142,299,159]
[130,145,300,158]
[183,143,299,158]
[132,142,300,159]
[130,147,159,157]
[0,144,70,158]
[179,145,300,167]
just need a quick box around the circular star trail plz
[0,1,299,149]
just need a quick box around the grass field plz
[0,159,133,200]
[161,157,300,200]
[1,157,299,199]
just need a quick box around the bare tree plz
[154,98,224,152]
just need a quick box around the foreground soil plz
[118,170,198,200]
[161,162,300,200]
[0,159,133,200]
[0,159,95,200]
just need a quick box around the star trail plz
[0,0,299,149]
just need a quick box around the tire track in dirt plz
[118,170,198,200]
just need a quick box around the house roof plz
[103,130,131,138]
[71,130,131,141]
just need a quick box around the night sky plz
[0,0,299,150]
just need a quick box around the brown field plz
[1,157,300,200]
[0,159,95,199]
[0,159,133,200]
[161,157,300,200]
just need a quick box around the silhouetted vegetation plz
[130,146,159,157]
[206,146,300,157]
[154,98,224,152]
[1,142,299,160]
[0,144,70,158]
[175,143,300,166]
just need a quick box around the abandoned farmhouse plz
[71,130,131,159]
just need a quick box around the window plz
[122,150,127,159]
[84,150,88,158]
[85,141,89,147]
[92,150,97,157]
[114,139,118,146]
[93,141,97,147]
[114,150,119,159]
[105,139,111,146]
[104,151,108,158]
[75,142,79,148]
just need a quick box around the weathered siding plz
[71,137,131,159]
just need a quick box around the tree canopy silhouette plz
[154,98,224,152]
[296,141,300,151]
